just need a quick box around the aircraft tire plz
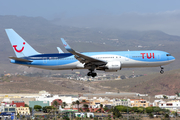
[87,72,92,76]
[160,70,164,74]
[91,73,97,77]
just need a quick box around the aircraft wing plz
[9,56,33,62]
[61,38,107,66]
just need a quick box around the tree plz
[75,100,80,112]
[146,107,153,114]
[82,100,86,103]
[52,100,59,109]
[62,102,68,108]
[42,106,53,113]
[83,104,88,108]
[25,104,29,107]
[100,104,103,113]
[34,105,42,111]
[175,92,180,97]
[113,107,122,118]
[137,107,144,114]
[164,114,169,118]
[163,95,168,99]
[103,106,109,112]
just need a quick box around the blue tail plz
[5,29,39,57]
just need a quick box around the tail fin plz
[5,29,39,58]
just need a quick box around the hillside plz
[0,15,180,74]
[99,69,180,95]
[0,69,180,95]
[0,75,110,94]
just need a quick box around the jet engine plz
[105,61,121,72]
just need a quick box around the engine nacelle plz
[105,61,121,71]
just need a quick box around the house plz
[16,107,30,115]
[155,94,165,99]
[12,101,25,107]
[90,97,113,109]
[51,99,62,106]
[152,99,165,107]
[113,99,131,107]
[159,100,180,110]
[130,99,149,108]
[168,95,177,99]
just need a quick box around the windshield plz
[166,54,171,56]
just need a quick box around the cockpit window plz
[166,54,171,56]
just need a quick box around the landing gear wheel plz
[87,71,97,77]
[87,72,92,76]
[160,66,164,74]
[91,73,97,77]
[160,70,164,74]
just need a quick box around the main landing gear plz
[87,70,97,77]
[160,66,164,74]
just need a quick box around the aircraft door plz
[156,54,161,60]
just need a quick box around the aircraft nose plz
[170,56,175,61]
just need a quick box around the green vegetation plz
[34,105,42,111]
[62,102,68,108]
[112,107,123,118]
[163,95,168,99]
[42,106,53,113]
[114,105,169,115]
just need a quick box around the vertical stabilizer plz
[5,29,39,58]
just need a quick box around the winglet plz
[61,38,74,52]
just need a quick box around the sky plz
[1,0,180,35]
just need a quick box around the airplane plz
[5,29,175,77]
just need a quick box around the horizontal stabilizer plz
[9,56,33,62]
[57,47,64,53]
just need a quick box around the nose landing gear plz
[160,66,164,74]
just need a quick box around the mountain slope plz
[99,69,180,95]
[0,15,179,74]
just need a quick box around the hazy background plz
[0,0,180,75]
[1,0,180,36]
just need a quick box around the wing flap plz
[9,56,33,62]
[61,38,107,66]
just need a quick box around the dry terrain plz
[0,68,180,96]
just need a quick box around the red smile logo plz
[64,43,67,47]
[13,42,25,53]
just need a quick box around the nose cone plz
[169,56,175,61]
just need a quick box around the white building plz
[155,94,177,99]
[159,100,180,110]
[152,99,165,106]
[155,94,165,99]
[113,99,131,107]
[36,95,78,108]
